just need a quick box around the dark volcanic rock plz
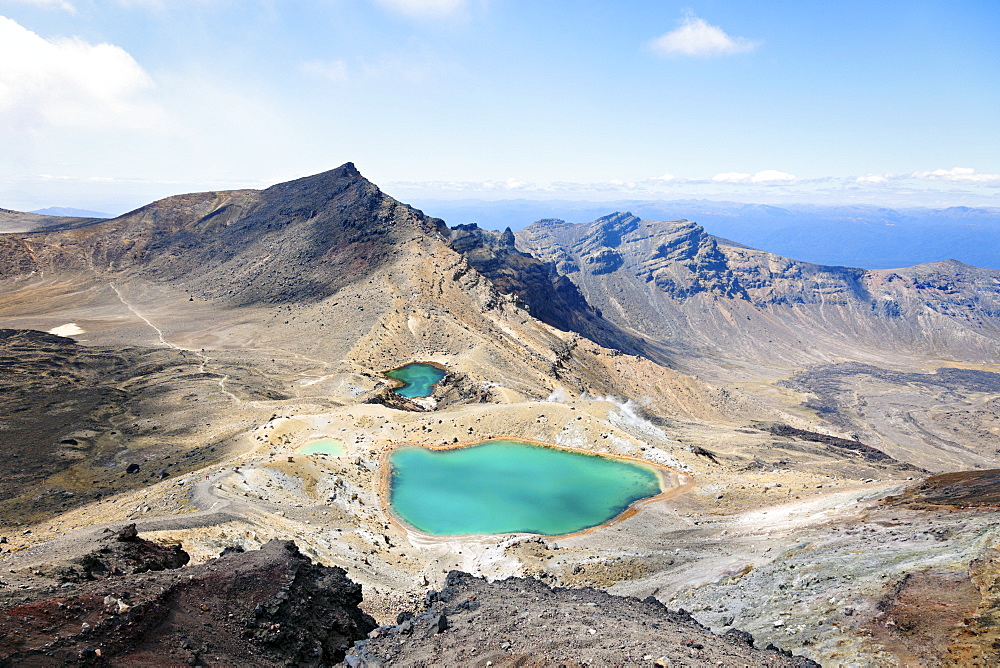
[0,538,376,666]
[0,329,257,526]
[761,422,903,465]
[55,525,189,582]
[348,570,819,667]
[884,469,1000,509]
[0,330,137,519]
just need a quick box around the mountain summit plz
[1,162,449,305]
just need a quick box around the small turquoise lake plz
[297,439,346,456]
[385,362,447,398]
[388,439,663,536]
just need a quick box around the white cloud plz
[910,167,1000,186]
[300,59,349,83]
[750,169,797,184]
[0,16,162,133]
[650,13,759,57]
[711,170,797,185]
[712,172,752,183]
[478,177,534,190]
[856,173,891,185]
[5,0,76,13]
[651,173,677,182]
[372,0,466,19]
[384,171,1000,208]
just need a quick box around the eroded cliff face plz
[518,213,747,302]
[513,212,1000,473]
[516,212,1000,367]
[446,222,676,365]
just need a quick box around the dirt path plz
[1,469,251,572]
[109,282,241,403]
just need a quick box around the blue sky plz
[1,0,998,214]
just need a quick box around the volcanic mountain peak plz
[0,163,455,305]
[262,161,362,195]
[519,211,745,300]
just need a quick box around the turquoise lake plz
[388,439,663,536]
[385,362,447,398]
[296,439,346,456]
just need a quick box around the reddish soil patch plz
[867,567,999,666]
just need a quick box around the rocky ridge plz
[516,212,1000,472]
[516,212,1000,365]
[447,222,675,365]
[349,570,818,667]
[0,208,101,234]
[0,164,449,306]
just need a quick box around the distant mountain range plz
[30,207,111,218]
[407,198,1000,270]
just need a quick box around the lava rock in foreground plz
[348,571,819,667]
[0,535,376,666]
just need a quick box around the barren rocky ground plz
[2,165,999,665]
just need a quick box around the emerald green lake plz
[385,363,447,398]
[388,439,662,536]
[297,439,346,456]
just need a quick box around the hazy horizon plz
[1,1,997,214]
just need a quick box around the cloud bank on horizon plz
[383,167,1000,207]
[0,1,996,213]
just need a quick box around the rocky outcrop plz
[1,530,821,667]
[448,221,677,364]
[0,537,376,666]
[448,222,607,330]
[883,469,1000,509]
[761,422,908,466]
[348,570,819,666]
[54,524,191,582]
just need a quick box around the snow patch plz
[48,322,84,337]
